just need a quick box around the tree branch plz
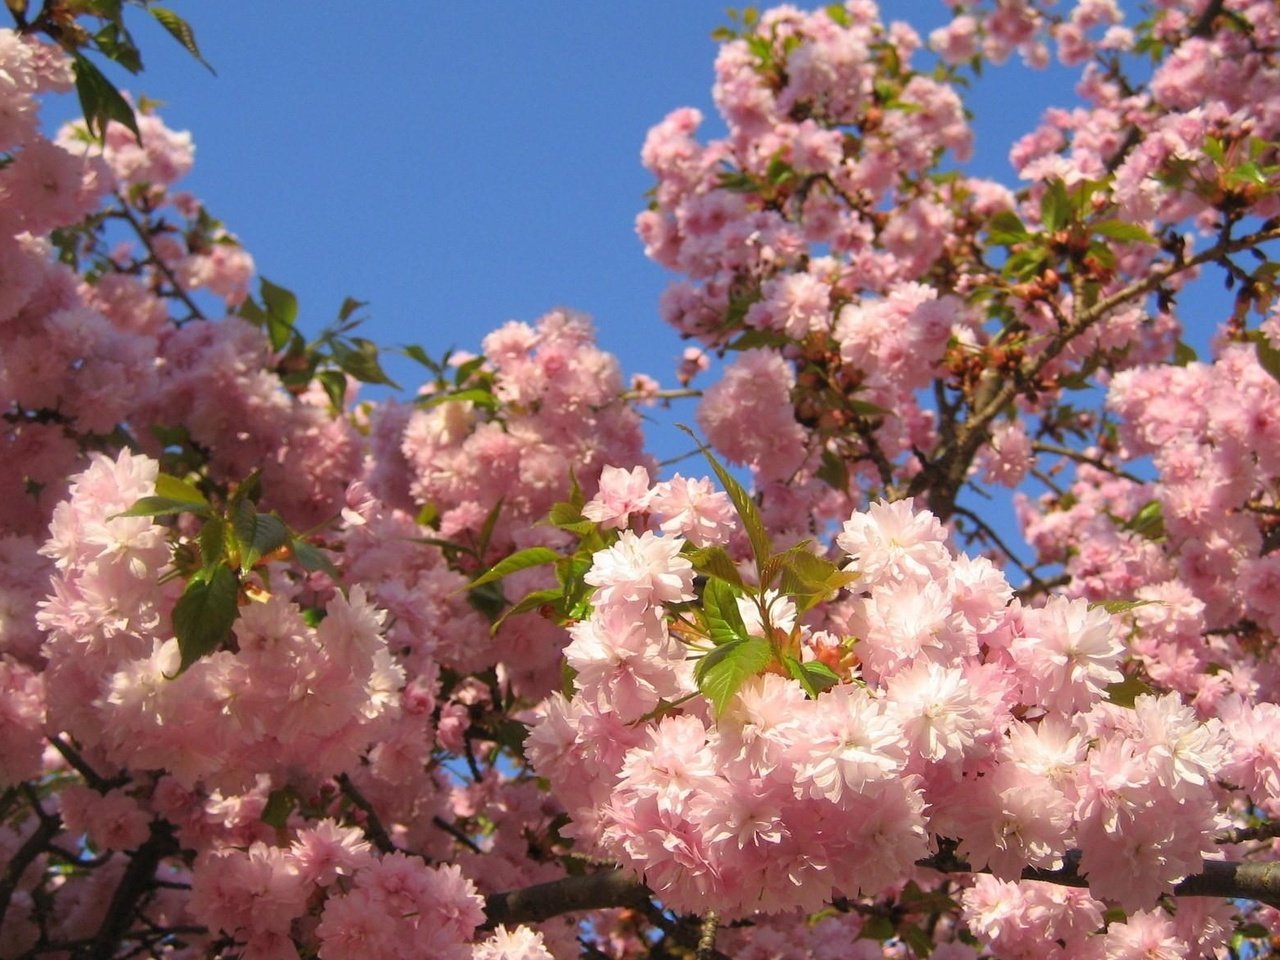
[922,850,1280,909]
[113,193,209,324]
[483,869,653,928]
[87,820,180,960]
[0,794,62,932]
[335,773,398,855]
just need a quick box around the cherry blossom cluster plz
[528,479,1262,954]
[6,0,1280,958]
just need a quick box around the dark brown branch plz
[433,814,483,855]
[1216,821,1280,845]
[48,734,128,793]
[87,820,180,960]
[335,773,398,855]
[922,850,1280,909]
[0,795,62,931]
[483,868,652,928]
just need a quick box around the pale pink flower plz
[583,530,694,611]
[473,925,554,960]
[837,498,951,588]
[581,464,652,529]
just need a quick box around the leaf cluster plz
[8,1,212,144]
[237,278,399,410]
[115,469,336,673]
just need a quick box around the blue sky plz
[67,2,1089,473]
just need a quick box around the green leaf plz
[330,339,400,388]
[777,547,859,613]
[491,587,564,633]
[259,277,298,349]
[678,425,771,580]
[199,516,226,569]
[816,447,849,492]
[290,537,337,577]
[1173,340,1197,366]
[1256,336,1280,387]
[847,398,892,417]
[1124,499,1165,540]
[1226,161,1268,187]
[172,562,239,672]
[1092,219,1154,243]
[695,635,773,715]
[765,155,796,186]
[860,916,895,942]
[316,368,348,410]
[400,344,441,373]
[899,922,935,958]
[548,499,587,529]
[987,210,1029,246]
[1040,179,1070,233]
[782,654,840,698]
[454,354,487,385]
[689,545,745,589]
[155,473,207,506]
[704,577,749,646]
[72,53,141,144]
[93,23,142,74]
[1105,674,1155,708]
[231,501,290,572]
[470,547,560,588]
[1093,598,1155,615]
[477,497,503,557]
[260,787,296,828]
[337,296,367,323]
[112,495,211,519]
[150,6,214,73]
[420,387,497,411]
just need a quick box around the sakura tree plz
[3,1,1280,959]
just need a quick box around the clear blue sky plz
[64,2,1090,471]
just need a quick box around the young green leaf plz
[678,424,771,578]
[1255,336,1280,387]
[231,502,290,572]
[777,547,859,613]
[986,210,1029,246]
[290,537,337,577]
[72,53,141,144]
[1093,598,1156,615]
[260,787,297,829]
[172,562,239,672]
[330,338,400,389]
[689,545,745,589]
[704,577,749,647]
[782,654,840,698]
[490,586,564,633]
[470,547,560,589]
[1105,674,1155,708]
[1091,219,1155,244]
[150,6,215,73]
[1039,179,1070,233]
[695,635,773,715]
[112,494,211,519]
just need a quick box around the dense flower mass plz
[4,0,1280,958]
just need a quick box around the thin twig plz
[432,815,483,855]
[113,193,209,324]
[335,773,398,855]
[1030,441,1145,484]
